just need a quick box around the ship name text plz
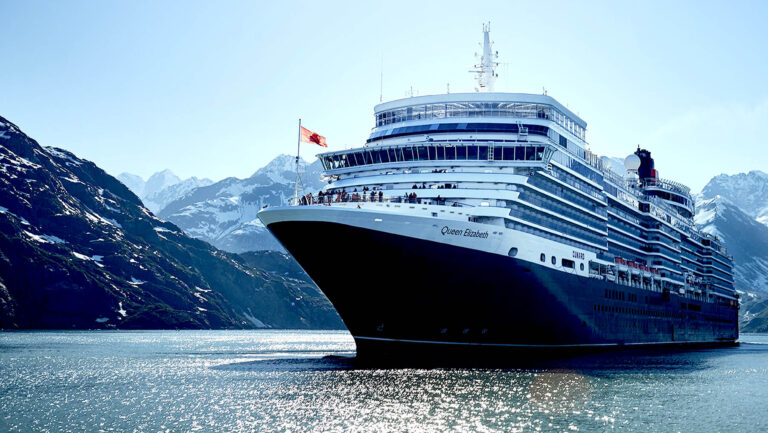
[441,226,489,239]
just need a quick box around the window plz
[551,256,557,265]
[467,146,478,160]
[540,253,546,262]
[562,259,575,269]
[580,263,585,271]
[508,247,518,257]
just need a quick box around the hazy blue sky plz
[1,0,767,191]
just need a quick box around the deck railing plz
[295,192,472,208]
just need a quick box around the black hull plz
[265,220,739,359]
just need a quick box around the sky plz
[1,0,767,192]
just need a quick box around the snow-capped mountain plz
[144,169,181,198]
[144,176,213,213]
[116,172,145,197]
[701,170,768,226]
[695,196,768,295]
[117,170,213,213]
[158,155,325,253]
[0,116,341,329]
[695,172,768,332]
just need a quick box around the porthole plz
[508,247,518,257]
[551,256,557,265]
[580,263,584,271]
[540,253,545,262]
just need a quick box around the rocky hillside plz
[0,116,342,330]
[695,179,768,333]
[695,196,768,296]
[157,155,325,253]
[740,292,768,333]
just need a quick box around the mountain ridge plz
[0,115,342,330]
[117,170,214,213]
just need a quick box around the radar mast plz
[472,23,499,92]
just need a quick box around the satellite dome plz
[624,154,641,171]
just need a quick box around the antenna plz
[379,54,384,103]
[469,22,499,92]
[447,83,450,94]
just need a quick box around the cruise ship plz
[258,25,739,358]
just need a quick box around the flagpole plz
[294,119,301,206]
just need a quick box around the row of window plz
[527,176,607,216]
[509,206,607,246]
[594,304,687,319]
[549,151,604,185]
[518,190,606,230]
[319,144,547,170]
[505,221,601,254]
[538,253,582,270]
[373,102,586,140]
[549,164,604,198]
[367,122,551,142]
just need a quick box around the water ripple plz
[1,331,767,432]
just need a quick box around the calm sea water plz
[1,331,766,433]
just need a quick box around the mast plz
[293,119,302,206]
[472,22,499,92]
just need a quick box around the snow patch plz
[95,317,109,323]
[59,175,83,184]
[72,252,91,260]
[85,211,122,229]
[24,231,66,244]
[44,147,82,165]
[129,277,145,285]
[242,311,268,328]
[117,302,127,317]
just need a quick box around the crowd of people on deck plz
[297,184,460,207]
[412,182,457,189]
[299,186,385,205]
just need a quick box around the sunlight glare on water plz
[1,331,767,432]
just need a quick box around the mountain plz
[695,196,768,295]
[116,172,146,197]
[740,291,768,333]
[143,176,213,213]
[0,115,342,330]
[158,155,325,253]
[117,170,213,213]
[701,171,768,226]
[144,169,181,199]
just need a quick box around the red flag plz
[300,126,327,147]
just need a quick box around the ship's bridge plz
[369,92,587,144]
